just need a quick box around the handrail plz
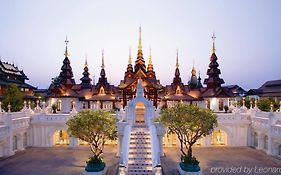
[149,124,160,168]
[121,124,131,167]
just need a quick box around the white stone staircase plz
[127,124,153,175]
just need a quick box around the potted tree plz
[67,109,117,174]
[224,105,229,113]
[51,104,57,113]
[157,103,217,175]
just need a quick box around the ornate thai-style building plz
[2,29,281,175]
[0,60,36,100]
[47,29,245,114]
[119,28,162,108]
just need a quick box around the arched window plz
[57,100,62,111]
[99,86,105,94]
[13,136,17,151]
[176,86,181,94]
[54,130,69,145]
[264,135,268,150]
[253,132,258,147]
[23,132,28,147]
[211,130,227,146]
[70,100,75,110]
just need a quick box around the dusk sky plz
[0,0,280,90]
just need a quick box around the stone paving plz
[1,146,281,175]
[161,147,281,175]
[0,145,119,175]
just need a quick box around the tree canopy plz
[157,103,217,158]
[66,109,117,160]
[2,84,23,112]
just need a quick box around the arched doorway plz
[211,130,227,146]
[264,135,268,150]
[253,132,258,147]
[13,136,17,151]
[135,102,145,124]
[53,130,69,145]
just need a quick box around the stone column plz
[267,137,273,155]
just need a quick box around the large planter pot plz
[178,163,201,175]
[85,161,105,172]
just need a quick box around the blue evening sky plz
[0,0,280,90]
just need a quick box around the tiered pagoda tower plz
[80,59,92,89]
[119,27,162,107]
[58,38,76,88]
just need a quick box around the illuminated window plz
[70,100,74,110]
[211,130,227,146]
[21,88,24,91]
[99,86,105,94]
[176,86,181,94]
[219,99,224,111]
[54,130,69,145]
[25,88,29,92]
[57,100,62,111]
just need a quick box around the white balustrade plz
[120,124,131,167]
[149,124,160,168]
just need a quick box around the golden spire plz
[176,49,179,68]
[192,66,196,76]
[64,36,69,57]
[85,54,88,67]
[148,47,152,65]
[101,49,105,69]
[138,26,142,51]
[191,60,196,76]
[211,32,216,53]
[128,47,132,65]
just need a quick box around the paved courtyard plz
[162,147,281,175]
[0,146,281,175]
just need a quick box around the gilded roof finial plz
[138,26,142,50]
[101,49,105,69]
[128,47,132,65]
[149,47,152,65]
[211,32,216,53]
[64,36,69,57]
[85,54,88,67]
[176,49,179,68]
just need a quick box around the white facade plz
[1,96,281,161]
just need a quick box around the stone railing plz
[31,113,72,123]
[0,125,8,139]
[271,125,281,138]
[217,113,250,124]
[252,117,269,130]
[12,116,30,130]
[120,124,131,167]
[149,124,161,168]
